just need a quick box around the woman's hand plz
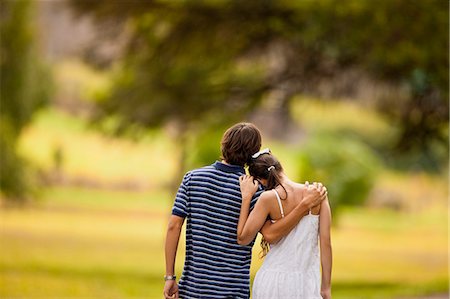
[237,175,266,245]
[239,175,259,201]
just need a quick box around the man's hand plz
[239,175,259,201]
[321,288,331,299]
[164,280,179,299]
[302,181,327,209]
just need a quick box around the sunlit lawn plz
[0,187,447,299]
[0,188,170,299]
[18,108,176,188]
[6,93,447,298]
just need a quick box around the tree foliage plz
[0,0,52,201]
[71,0,448,155]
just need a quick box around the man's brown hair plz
[220,123,261,166]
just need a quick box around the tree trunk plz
[250,86,304,143]
[167,125,190,207]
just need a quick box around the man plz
[164,122,326,299]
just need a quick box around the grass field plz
[0,186,447,299]
[4,98,447,298]
[18,108,176,188]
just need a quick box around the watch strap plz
[164,275,177,281]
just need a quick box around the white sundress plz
[252,189,322,299]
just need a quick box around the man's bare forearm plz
[260,201,309,243]
[261,185,326,243]
[165,215,184,276]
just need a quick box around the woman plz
[237,149,332,299]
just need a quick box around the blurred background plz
[0,1,448,298]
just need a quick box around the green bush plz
[186,126,224,170]
[296,135,380,217]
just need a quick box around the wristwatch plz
[164,275,177,281]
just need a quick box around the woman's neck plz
[279,172,293,185]
[275,172,291,192]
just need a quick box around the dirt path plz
[396,294,449,299]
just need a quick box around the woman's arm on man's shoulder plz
[237,175,272,245]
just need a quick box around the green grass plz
[0,187,172,299]
[18,108,176,187]
[7,79,448,298]
[41,186,171,211]
[1,187,447,299]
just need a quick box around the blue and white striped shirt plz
[172,161,261,299]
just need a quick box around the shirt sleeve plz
[171,171,192,218]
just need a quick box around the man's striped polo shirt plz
[172,161,260,299]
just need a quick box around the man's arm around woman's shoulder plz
[260,183,327,244]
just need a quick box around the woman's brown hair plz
[248,151,287,258]
[220,123,261,166]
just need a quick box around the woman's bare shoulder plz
[255,190,281,215]
[257,190,276,205]
[259,190,276,199]
[291,181,307,190]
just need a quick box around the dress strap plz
[272,189,285,218]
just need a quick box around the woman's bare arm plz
[237,175,271,245]
[259,202,309,243]
[319,198,332,298]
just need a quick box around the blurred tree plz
[69,0,448,176]
[0,0,52,202]
[307,0,449,167]
[296,135,380,222]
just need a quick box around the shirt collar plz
[213,161,245,174]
